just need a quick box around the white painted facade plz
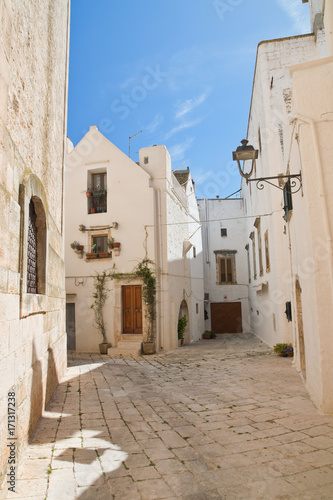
[65,128,204,353]
[198,198,250,334]
[239,1,333,412]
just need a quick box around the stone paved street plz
[4,334,333,500]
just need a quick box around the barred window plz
[27,200,38,293]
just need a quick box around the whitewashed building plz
[0,0,70,487]
[238,0,333,412]
[65,127,204,354]
[198,198,250,335]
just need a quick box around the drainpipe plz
[294,114,333,284]
[204,198,210,264]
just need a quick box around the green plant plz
[274,343,293,357]
[178,316,188,339]
[203,330,216,339]
[70,241,80,250]
[108,237,114,249]
[133,259,156,342]
[91,271,109,343]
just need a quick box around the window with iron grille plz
[88,172,107,214]
[27,200,38,293]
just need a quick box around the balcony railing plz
[87,189,107,214]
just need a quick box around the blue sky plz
[68,0,310,199]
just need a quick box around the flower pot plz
[202,334,211,339]
[86,253,97,259]
[142,342,155,355]
[86,191,92,197]
[77,245,84,251]
[90,208,96,214]
[98,252,111,259]
[112,242,120,248]
[99,342,111,354]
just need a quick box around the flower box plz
[86,252,111,259]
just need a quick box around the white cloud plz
[175,89,211,120]
[276,0,310,34]
[164,118,202,140]
[169,137,195,162]
[146,114,163,134]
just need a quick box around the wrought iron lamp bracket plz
[247,172,302,194]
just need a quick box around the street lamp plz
[232,139,258,182]
[232,139,303,221]
[232,139,302,193]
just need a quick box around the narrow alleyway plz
[5,334,333,500]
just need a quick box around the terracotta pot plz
[90,208,96,214]
[86,253,97,259]
[142,342,155,355]
[99,343,111,354]
[98,252,110,259]
[86,191,92,197]
[112,242,121,248]
[202,334,211,339]
[77,245,84,251]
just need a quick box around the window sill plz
[85,252,112,260]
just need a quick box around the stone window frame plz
[249,232,257,281]
[264,230,270,273]
[214,250,237,285]
[254,217,263,277]
[19,175,48,319]
[88,227,110,253]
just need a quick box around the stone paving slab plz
[2,333,333,499]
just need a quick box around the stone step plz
[108,340,143,357]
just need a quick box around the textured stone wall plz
[0,0,69,490]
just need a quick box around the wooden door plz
[211,302,242,333]
[122,285,143,334]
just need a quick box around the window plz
[196,303,199,314]
[264,230,270,272]
[245,244,251,283]
[26,197,46,294]
[221,228,227,237]
[193,246,196,258]
[92,235,108,253]
[254,218,263,276]
[27,200,38,293]
[219,257,233,283]
[88,171,107,214]
[250,232,257,280]
[144,156,149,164]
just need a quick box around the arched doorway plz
[295,279,306,374]
[178,300,189,344]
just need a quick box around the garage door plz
[211,302,242,333]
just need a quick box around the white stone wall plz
[242,2,333,412]
[198,198,250,333]
[65,128,155,352]
[0,0,69,488]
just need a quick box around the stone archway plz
[178,300,190,344]
[295,279,306,374]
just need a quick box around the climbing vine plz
[91,259,157,343]
[91,271,109,343]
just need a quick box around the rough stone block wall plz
[0,0,69,491]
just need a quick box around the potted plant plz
[274,343,294,357]
[202,330,216,339]
[178,315,187,346]
[91,271,112,354]
[86,190,92,197]
[112,242,121,248]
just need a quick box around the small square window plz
[144,156,149,164]
[92,235,108,253]
[221,228,227,237]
